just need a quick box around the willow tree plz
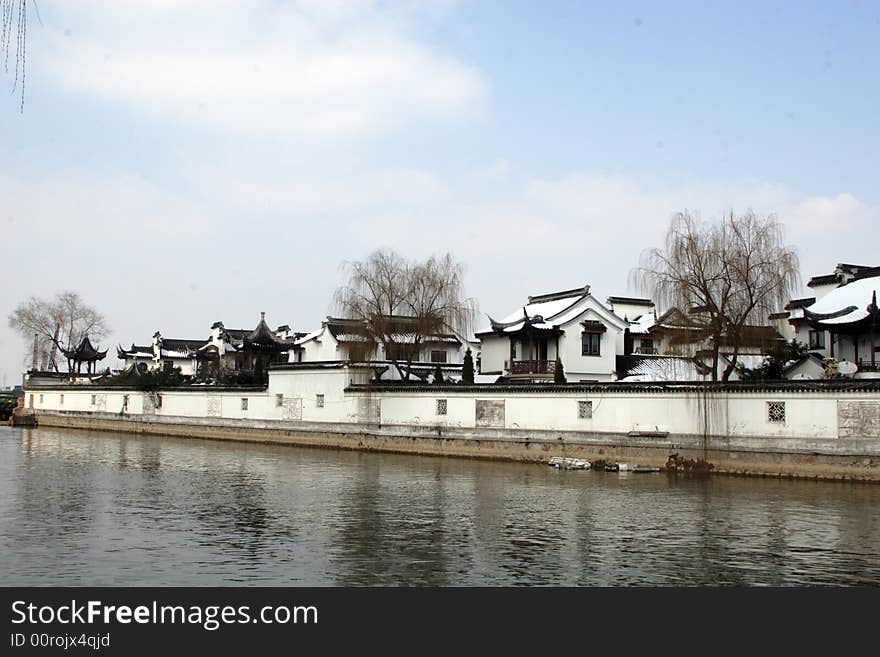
[2,0,33,111]
[633,210,799,381]
[334,249,475,381]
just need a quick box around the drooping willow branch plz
[1,0,35,112]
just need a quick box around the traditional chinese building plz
[293,316,473,382]
[802,274,879,373]
[61,335,108,375]
[117,313,299,378]
[476,285,628,382]
[773,263,880,375]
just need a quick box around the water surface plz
[1,426,878,586]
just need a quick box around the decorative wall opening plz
[578,400,593,419]
[436,399,447,416]
[767,401,785,423]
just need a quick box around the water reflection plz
[0,426,878,586]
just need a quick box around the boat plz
[548,456,591,470]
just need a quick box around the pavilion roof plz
[62,336,108,362]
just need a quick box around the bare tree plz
[8,290,109,372]
[334,249,475,381]
[633,210,799,381]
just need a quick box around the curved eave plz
[806,314,878,333]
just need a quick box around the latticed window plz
[91,395,96,405]
[316,394,325,408]
[578,400,592,419]
[436,399,448,416]
[767,401,785,423]
[60,394,64,405]
[581,333,601,356]
[276,394,283,407]
[241,398,249,411]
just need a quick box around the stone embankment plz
[30,410,880,482]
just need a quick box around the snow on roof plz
[618,356,709,382]
[805,274,879,325]
[294,328,324,346]
[335,334,373,343]
[727,354,767,370]
[159,349,196,359]
[627,313,656,335]
[480,293,591,333]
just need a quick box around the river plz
[1,426,878,586]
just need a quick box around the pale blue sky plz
[2,1,878,383]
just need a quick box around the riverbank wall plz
[21,365,880,481]
[27,408,880,481]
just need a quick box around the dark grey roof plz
[527,285,590,304]
[160,338,209,351]
[606,296,654,307]
[785,297,816,310]
[61,336,108,362]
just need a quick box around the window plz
[91,394,96,405]
[581,333,601,356]
[276,394,284,407]
[767,401,785,423]
[316,394,325,408]
[241,398,249,411]
[436,399,448,416]
[430,350,447,363]
[578,400,593,419]
[640,339,654,354]
[59,394,64,405]
[387,343,417,362]
[39,394,43,404]
[809,330,825,349]
[163,360,173,372]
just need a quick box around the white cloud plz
[36,0,486,137]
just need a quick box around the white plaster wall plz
[28,369,880,441]
[300,333,346,362]
[609,302,654,323]
[558,330,617,381]
[811,283,838,300]
[478,336,509,374]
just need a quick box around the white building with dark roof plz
[293,316,475,382]
[117,313,300,377]
[476,285,629,382]
[775,263,880,375]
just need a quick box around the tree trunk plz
[721,343,740,382]
[49,324,61,372]
[711,339,720,383]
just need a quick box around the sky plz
[1,0,878,384]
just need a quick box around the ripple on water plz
[1,426,879,586]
